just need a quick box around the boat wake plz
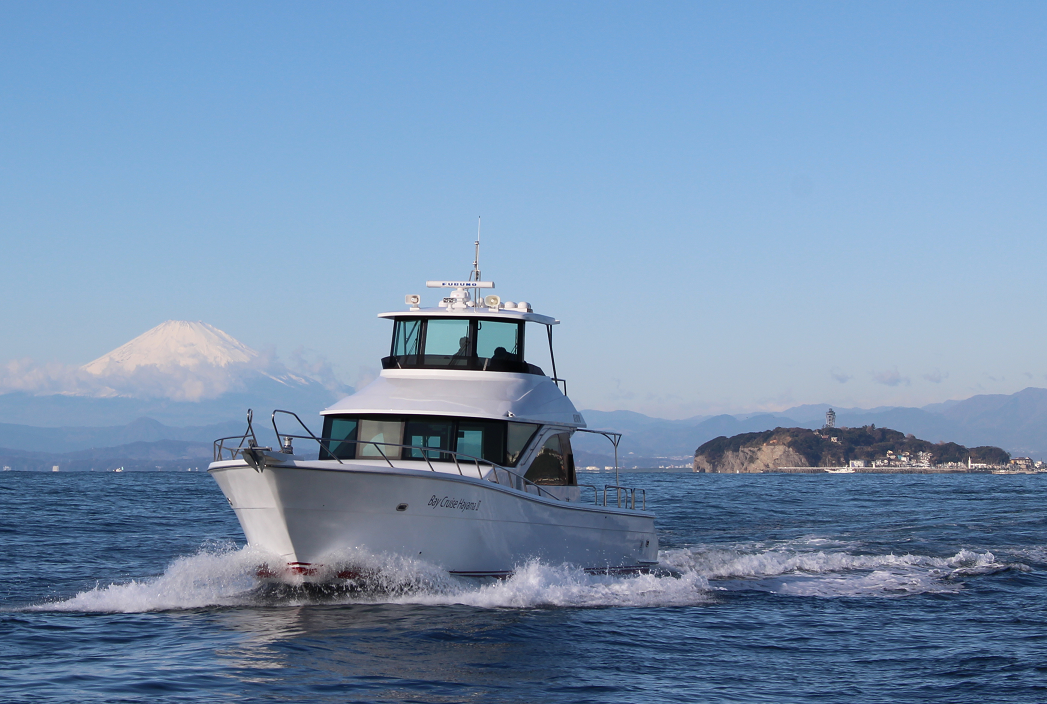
[662,540,1029,597]
[23,538,1029,613]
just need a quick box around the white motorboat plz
[208,264,657,581]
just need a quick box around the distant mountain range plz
[5,386,1047,468]
[0,417,244,454]
[575,387,1047,464]
[3,321,1047,468]
[0,417,290,471]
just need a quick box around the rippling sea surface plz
[2,470,1045,703]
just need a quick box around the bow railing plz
[213,409,645,510]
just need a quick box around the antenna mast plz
[469,216,481,304]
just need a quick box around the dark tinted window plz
[560,432,576,485]
[403,418,454,460]
[507,423,539,467]
[320,414,540,467]
[524,432,576,486]
[457,420,507,465]
[320,417,358,460]
[525,434,566,485]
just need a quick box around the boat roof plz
[378,307,558,325]
[323,369,586,427]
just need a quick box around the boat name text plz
[427,495,481,512]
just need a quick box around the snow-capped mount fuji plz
[0,319,350,442]
[0,320,352,427]
[72,320,343,406]
[83,321,260,376]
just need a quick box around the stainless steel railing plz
[603,485,646,511]
[212,409,648,511]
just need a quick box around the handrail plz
[267,413,558,498]
[214,409,646,511]
[213,409,263,462]
[271,409,338,462]
[575,427,622,486]
[577,483,600,505]
[603,484,646,511]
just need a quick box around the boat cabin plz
[379,279,559,376]
[379,307,558,378]
[319,281,579,489]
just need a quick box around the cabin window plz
[457,419,507,464]
[476,320,521,366]
[357,419,403,459]
[320,417,358,460]
[403,418,454,460]
[424,319,472,364]
[524,432,576,485]
[507,423,539,466]
[561,432,576,485]
[320,414,539,467]
[392,319,422,358]
[384,318,537,374]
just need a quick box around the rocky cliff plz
[693,443,808,473]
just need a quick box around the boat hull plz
[209,461,659,578]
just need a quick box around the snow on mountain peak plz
[0,321,347,406]
[83,321,259,376]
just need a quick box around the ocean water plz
[1,470,1045,703]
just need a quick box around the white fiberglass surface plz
[324,371,585,427]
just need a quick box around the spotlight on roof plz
[405,294,421,310]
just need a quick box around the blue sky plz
[1,2,1045,418]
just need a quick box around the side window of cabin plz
[321,417,358,460]
[506,423,539,467]
[525,434,568,485]
[558,432,576,486]
[357,419,403,459]
[393,319,422,357]
[403,418,454,460]
[475,321,521,364]
[456,420,507,464]
[319,415,546,469]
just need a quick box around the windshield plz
[384,317,539,374]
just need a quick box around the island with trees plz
[693,425,1011,473]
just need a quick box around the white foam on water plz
[1009,545,1047,565]
[390,561,712,608]
[663,544,1030,597]
[24,540,1028,613]
[27,544,272,613]
[25,546,711,612]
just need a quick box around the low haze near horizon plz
[1,2,1045,420]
